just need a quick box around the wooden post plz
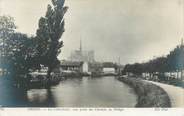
[177,70,179,79]
[181,69,183,80]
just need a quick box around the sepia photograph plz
[0,0,184,108]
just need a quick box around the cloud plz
[1,0,183,64]
[61,0,182,64]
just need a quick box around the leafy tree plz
[0,16,37,76]
[123,41,184,80]
[167,44,184,79]
[0,16,16,70]
[0,16,37,87]
[9,33,37,75]
[35,0,68,77]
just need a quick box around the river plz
[0,76,137,107]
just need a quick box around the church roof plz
[60,61,83,67]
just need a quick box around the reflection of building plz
[69,40,95,63]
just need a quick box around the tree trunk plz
[181,69,183,80]
[169,72,172,80]
[177,70,179,79]
[46,66,52,89]
[47,66,52,78]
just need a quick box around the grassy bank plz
[118,77,171,107]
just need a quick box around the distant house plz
[60,60,83,73]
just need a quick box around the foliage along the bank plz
[123,43,184,78]
[0,0,68,78]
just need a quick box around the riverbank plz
[144,80,184,107]
[118,76,171,107]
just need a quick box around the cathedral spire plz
[80,39,82,52]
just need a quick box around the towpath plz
[145,80,184,107]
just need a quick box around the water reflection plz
[51,76,137,107]
[0,77,27,107]
[0,76,137,107]
[27,89,56,107]
[27,89,48,102]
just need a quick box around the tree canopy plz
[0,16,37,75]
[0,0,68,78]
[123,43,184,77]
[35,0,68,77]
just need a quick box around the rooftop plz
[60,61,83,67]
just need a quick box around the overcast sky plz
[0,0,183,64]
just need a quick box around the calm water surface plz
[0,76,137,107]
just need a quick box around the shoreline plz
[144,80,184,107]
[118,76,171,107]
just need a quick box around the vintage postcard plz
[0,0,184,115]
